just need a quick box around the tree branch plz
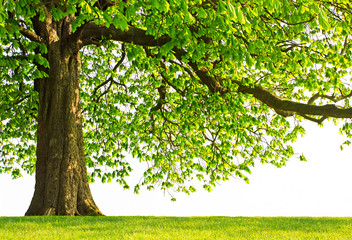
[76,22,170,48]
[173,48,229,95]
[308,91,352,105]
[20,27,43,43]
[5,95,30,112]
[92,44,126,103]
[143,47,186,96]
[297,114,327,124]
[234,81,352,118]
[173,48,352,119]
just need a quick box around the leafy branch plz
[92,43,126,104]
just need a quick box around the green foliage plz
[0,14,38,177]
[1,0,352,196]
[1,216,352,239]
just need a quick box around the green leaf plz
[268,62,277,73]
[299,154,307,162]
[235,5,246,24]
[319,12,330,30]
[197,8,207,18]
[112,14,129,30]
[226,2,237,21]
[246,52,254,67]
[39,10,45,22]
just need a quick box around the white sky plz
[1,120,352,217]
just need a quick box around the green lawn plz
[0,216,351,239]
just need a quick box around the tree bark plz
[25,16,103,216]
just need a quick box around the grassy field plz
[0,216,352,239]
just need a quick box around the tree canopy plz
[1,0,352,198]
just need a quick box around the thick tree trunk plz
[26,16,103,216]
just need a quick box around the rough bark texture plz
[25,14,102,216]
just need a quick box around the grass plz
[0,216,352,239]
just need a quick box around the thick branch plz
[150,85,166,112]
[76,23,170,48]
[173,48,229,95]
[235,81,352,118]
[20,27,44,43]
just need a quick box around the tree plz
[0,0,352,216]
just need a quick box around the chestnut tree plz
[1,0,352,215]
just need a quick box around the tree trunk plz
[26,16,103,216]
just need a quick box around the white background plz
[1,120,352,216]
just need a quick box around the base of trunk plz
[26,200,103,216]
[25,166,104,216]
